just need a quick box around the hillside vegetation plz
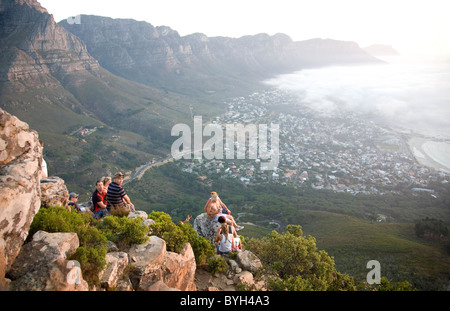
[124,162,450,290]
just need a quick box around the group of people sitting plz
[67,177,242,255]
[66,172,135,218]
[92,172,136,218]
[204,191,243,255]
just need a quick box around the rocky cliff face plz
[0,0,99,88]
[60,15,381,95]
[0,107,42,290]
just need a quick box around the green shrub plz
[98,216,149,249]
[29,206,108,287]
[245,225,356,291]
[148,211,215,264]
[377,277,414,291]
[29,206,91,238]
[179,222,215,265]
[208,255,228,276]
[69,245,107,286]
[148,211,184,252]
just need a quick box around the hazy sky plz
[38,0,450,56]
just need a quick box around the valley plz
[1,0,449,291]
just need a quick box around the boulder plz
[8,230,80,280]
[233,271,255,287]
[128,236,197,291]
[146,280,180,291]
[9,258,89,291]
[40,176,69,208]
[127,211,148,219]
[99,252,129,290]
[228,259,242,274]
[127,236,166,289]
[236,250,262,273]
[8,231,87,291]
[193,213,220,244]
[162,243,197,291]
[0,108,42,288]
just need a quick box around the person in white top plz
[215,216,239,255]
[40,140,48,178]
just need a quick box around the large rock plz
[9,258,89,291]
[8,230,80,280]
[193,213,220,244]
[8,230,87,291]
[99,252,129,290]
[162,243,197,291]
[236,250,262,273]
[0,108,42,289]
[40,176,69,208]
[127,235,166,290]
[128,236,197,291]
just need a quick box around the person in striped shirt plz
[106,172,135,217]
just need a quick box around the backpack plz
[88,198,94,212]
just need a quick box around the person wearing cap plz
[67,192,82,213]
[204,191,243,231]
[106,172,135,217]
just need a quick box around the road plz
[123,148,202,185]
[123,156,173,185]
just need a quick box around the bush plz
[29,206,108,286]
[148,211,186,253]
[98,215,149,249]
[179,222,215,265]
[245,225,356,291]
[148,211,215,264]
[208,255,228,275]
[29,205,92,238]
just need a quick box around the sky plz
[38,0,450,57]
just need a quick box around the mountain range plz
[0,0,382,192]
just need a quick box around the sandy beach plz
[408,137,450,173]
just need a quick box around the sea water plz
[264,55,450,172]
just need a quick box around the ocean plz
[264,55,450,172]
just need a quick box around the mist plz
[264,57,450,139]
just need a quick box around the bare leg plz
[225,215,238,228]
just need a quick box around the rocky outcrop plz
[127,234,197,291]
[192,212,266,291]
[8,230,89,291]
[236,250,262,273]
[40,176,69,208]
[5,214,198,291]
[193,213,221,244]
[162,242,197,291]
[8,230,80,280]
[0,0,99,86]
[0,107,42,290]
[195,254,266,291]
[99,251,129,290]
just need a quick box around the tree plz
[245,225,356,291]
[415,217,449,239]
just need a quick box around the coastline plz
[407,136,450,174]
